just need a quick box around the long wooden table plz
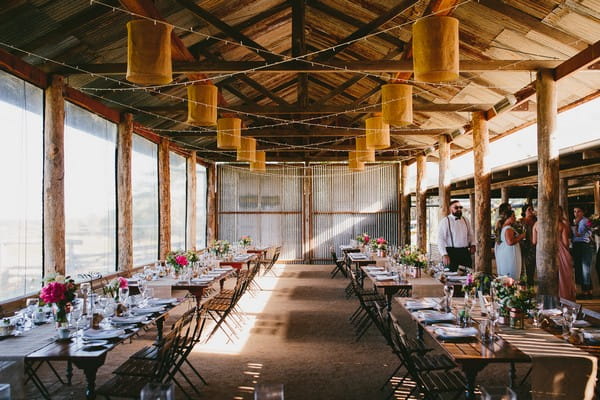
[396,297,530,399]
[1,301,179,399]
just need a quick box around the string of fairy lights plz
[0,0,583,169]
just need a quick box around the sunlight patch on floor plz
[191,265,289,355]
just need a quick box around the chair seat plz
[412,354,456,371]
[420,369,467,394]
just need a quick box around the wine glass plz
[486,302,498,339]
[138,280,147,300]
[532,298,544,328]
[443,284,454,312]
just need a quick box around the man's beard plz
[452,210,462,218]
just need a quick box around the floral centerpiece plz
[166,250,189,273]
[491,276,535,328]
[239,235,252,247]
[187,250,199,264]
[355,233,370,245]
[103,277,128,301]
[399,245,427,268]
[370,237,388,256]
[39,274,77,327]
[463,271,495,295]
[210,240,231,257]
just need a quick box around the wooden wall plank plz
[117,113,133,273]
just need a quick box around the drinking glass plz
[138,281,147,300]
[80,282,91,297]
[532,300,544,328]
[486,302,498,339]
[25,298,38,328]
[119,287,129,305]
[443,283,454,311]
[144,288,154,306]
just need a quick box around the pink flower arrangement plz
[118,276,128,289]
[40,281,67,304]
[356,233,370,245]
[372,237,388,250]
[175,255,189,267]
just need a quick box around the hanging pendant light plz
[126,20,173,85]
[365,115,390,150]
[217,118,241,150]
[348,151,365,172]
[237,137,256,162]
[250,151,266,172]
[413,16,459,83]
[356,136,375,163]
[381,84,413,126]
[187,84,217,126]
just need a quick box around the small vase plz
[509,308,525,329]
[53,304,69,328]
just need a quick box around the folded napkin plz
[584,331,600,344]
[405,299,438,311]
[148,298,177,305]
[352,254,368,259]
[131,306,164,314]
[415,311,455,324]
[542,308,563,316]
[214,267,233,272]
[191,278,213,283]
[444,272,459,276]
[110,316,147,324]
[376,274,398,281]
[365,266,384,271]
[434,326,478,340]
[83,328,125,339]
[371,270,391,276]
[573,320,592,328]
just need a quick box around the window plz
[196,164,207,249]
[0,70,43,301]
[65,102,117,277]
[132,134,159,265]
[170,152,187,250]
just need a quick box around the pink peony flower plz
[175,255,189,267]
[118,277,128,289]
[40,281,66,304]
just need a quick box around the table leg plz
[73,358,105,400]
[156,317,164,343]
[463,366,480,400]
[384,287,400,312]
[509,362,516,388]
[66,360,73,385]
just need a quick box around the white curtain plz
[169,152,187,250]
[0,70,43,301]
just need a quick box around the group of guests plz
[438,199,597,301]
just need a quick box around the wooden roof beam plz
[175,0,282,63]
[292,0,308,107]
[554,40,600,81]
[313,0,414,61]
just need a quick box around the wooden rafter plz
[292,0,308,107]
[174,0,282,63]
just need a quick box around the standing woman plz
[572,207,594,299]
[520,204,537,285]
[495,209,525,279]
[532,206,576,300]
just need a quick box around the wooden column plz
[117,113,133,273]
[43,75,66,276]
[416,155,427,251]
[473,111,492,273]
[438,134,451,218]
[536,69,559,296]
[559,178,569,219]
[594,181,600,215]
[206,163,218,243]
[501,187,509,204]
[158,137,171,259]
[186,152,197,250]
[469,192,476,233]
[400,162,410,246]
[302,166,313,262]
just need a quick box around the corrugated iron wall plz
[218,164,399,262]
[311,164,399,261]
[218,165,303,260]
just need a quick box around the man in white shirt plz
[438,200,476,272]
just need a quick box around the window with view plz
[65,102,117,278]
[132,134,159,265]
[196,164,207,249]
[170,152,187,250]
[0,70,43,301]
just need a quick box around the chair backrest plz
[330,246,338,263]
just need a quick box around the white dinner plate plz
[83,329,125,340]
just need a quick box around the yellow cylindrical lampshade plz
[126,20,173,85]
[382,84,413,126]
[250,151,266,172]
[187,84,217,126]
[237,137,256,162]
[365,116,390,150]
[217,118,241,150]
[413,16,459,83]
[348,151,365,172]
[356,136,375,162]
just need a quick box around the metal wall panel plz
[218,165,303,259]
[311,164,399,261]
